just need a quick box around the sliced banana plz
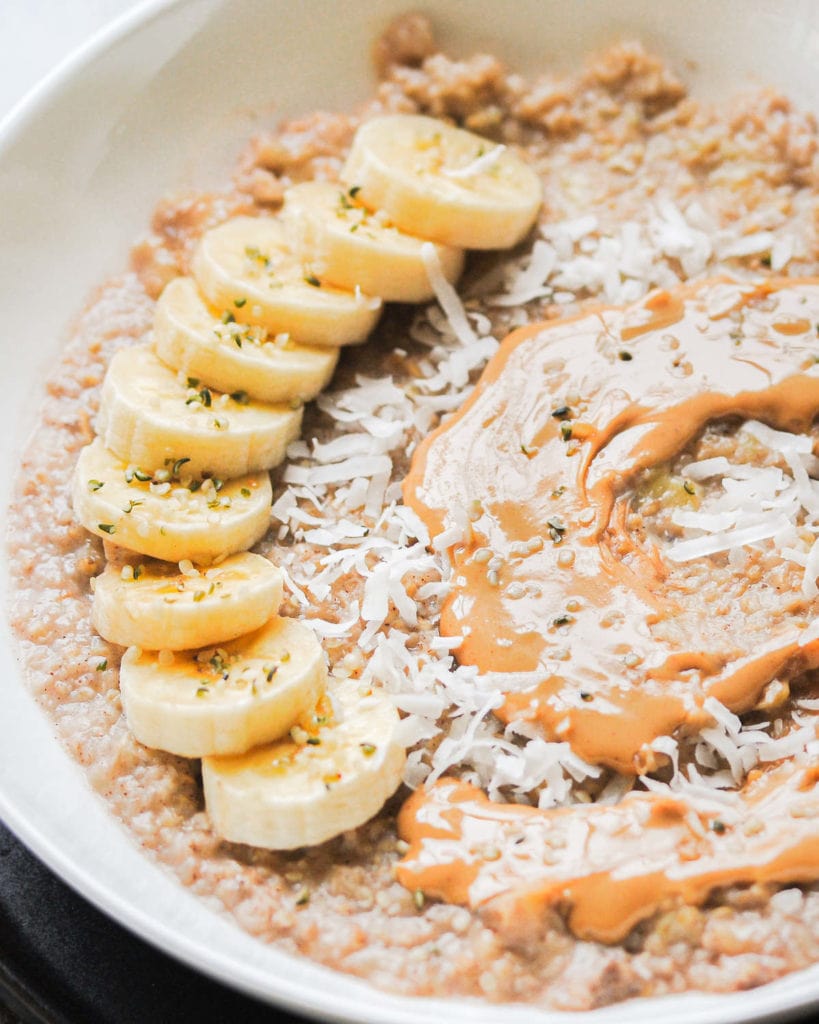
[97,344,302,479]
[153,277,339,404]
[191,216,382,346]
[202,676,405,849]
[341,114,542,250]
[72,438,272,564]
[120,615,326,758]
[281,181,465,302]
[92,552,284,651]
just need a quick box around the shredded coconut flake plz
[443,143,506,179]
[421,242,479,346]
[667,514,791,562]
[268,203,819,818]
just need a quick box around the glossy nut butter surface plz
[397,764,819,944]
[400,277,819,939]
[404,277,819,772]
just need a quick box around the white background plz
[0,0,142,121]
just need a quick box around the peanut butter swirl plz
[397,762,819,944]
[404,278,819,772]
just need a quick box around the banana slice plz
[341,114,542,250]
[97,344,302,479]
[92,552,284,651]
[120,615,326,758]
[153,277,339,404]
[72,438,272,564]
[191,216,382,346]
[281,181,464,302]
[202,676,405,849]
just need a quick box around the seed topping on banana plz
[71,112,542,848]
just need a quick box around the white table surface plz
[0,0,143,122]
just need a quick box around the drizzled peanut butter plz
[404,277,819,772]
[396,762,819,944]
[399,278,819,939]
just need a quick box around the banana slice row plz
[98,343,303,480]
[192,216,384,347]
[73,438,272,564]
[203,677,406,850]
[341,114,543,251]
[74,112,541,563]
[120,614,327,758]
[71,112,541,850]
[92,552,284,651]
[281,180,464,302]
[154,277,340,405]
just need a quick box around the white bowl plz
[2,1,819,1021]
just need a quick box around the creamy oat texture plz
[8,14,819,1011]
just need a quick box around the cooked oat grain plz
[8,16,819,1010]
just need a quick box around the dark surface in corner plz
[0,821,307,1024]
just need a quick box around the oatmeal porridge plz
[7,12,819,1012]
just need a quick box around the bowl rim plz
[2,2,819,1022]
[0,0,178,140]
